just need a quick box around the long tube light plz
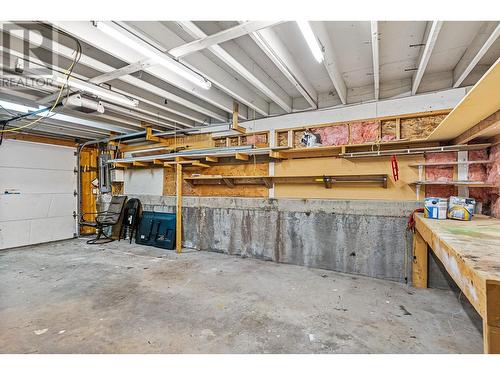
[53,76,139,107]
[95,22,212,90]
[296,21,324,63]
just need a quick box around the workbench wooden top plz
[415,214,500,282]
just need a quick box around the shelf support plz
[235,152,249,161]
[176,163,183,254]
[262,177,273,188]
[222,178,235,188]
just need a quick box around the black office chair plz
[80,195,127,244]
[119,198,142,244]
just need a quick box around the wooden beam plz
[153,159,165,166]
[235,152,249,161]
[454,23,500,88]
[370,21,379,101]
[205,156,219,163]
[485,281,500,353]
[114,162,130,168]
[145,127,169,144]
[169,21,282,58]
[269,151,286,159]
[176,163,183,254]
[232,102,246,134]
[191,161,210,168]
[412,230,428,288]
[132,161,149,167]
[4,132,76,147]
[412,21,443,95]
[453,111,500,144]
[395,118,401,140]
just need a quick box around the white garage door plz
[0,139,77,250]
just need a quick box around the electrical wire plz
[0,29,82,135]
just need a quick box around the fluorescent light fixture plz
[95,21,212,90]
[53,76,139,107]
[296,21,323,63]
[0,99,33,113]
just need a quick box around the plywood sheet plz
[164,163,268,198]
[274,155,422,200]
[428,60,500,141]
[381,119,397,141]
[401,115,445,140]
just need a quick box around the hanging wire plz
[0,29,82,135]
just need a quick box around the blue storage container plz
[136,211,176,250]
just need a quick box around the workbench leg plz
[484,281,500,353]
[412,230,428,288]
[176,163,183,254]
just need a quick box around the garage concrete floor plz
[0,239,483,354]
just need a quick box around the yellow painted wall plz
[273,155,423,200]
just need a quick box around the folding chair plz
[80,195,127,244]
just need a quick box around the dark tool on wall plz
[120,198,142,244]
[391,155,399,182]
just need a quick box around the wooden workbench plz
[412,213,500,353]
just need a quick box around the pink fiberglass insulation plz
[468,149,488,182]
[312,125,349,146]
[246,134,267,145]
[350,121,380,144]
[487,145,500,218]
[425,152,456,182]
[425,185,456,198]
[382,134,396,142]
[469,188,489,202]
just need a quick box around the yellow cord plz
[0,50,78,133]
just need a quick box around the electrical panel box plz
[111,169,124,183]
[136,211,176,250]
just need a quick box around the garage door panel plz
[0,169,76,194]
[0,194,75,221]
[0,140,77,250]
[0,140,76,170]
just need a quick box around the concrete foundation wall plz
[131,195,423,283]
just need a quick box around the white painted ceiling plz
[0,20,499,140]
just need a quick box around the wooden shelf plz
[411,181,496,187]
[184,174,388,189]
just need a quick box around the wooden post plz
[412,230,428,288]
[484,281,500,353]
[176,163,183,254]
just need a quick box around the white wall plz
[0,140,77,250]
[238,87,469,134]
[124,168,164,196]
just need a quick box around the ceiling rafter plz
[0,40,194,129]
[310,22,347,105]
[169,21,282,58]
[121,21,269,118]
[1,22,220,124]
[453,22,500,88]
[370,21,380,101]
[49,21,234,120]
[411,21,444,95]
[249,25,318,109]
[178,21,293,113]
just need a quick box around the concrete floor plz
[0,239,483,353]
